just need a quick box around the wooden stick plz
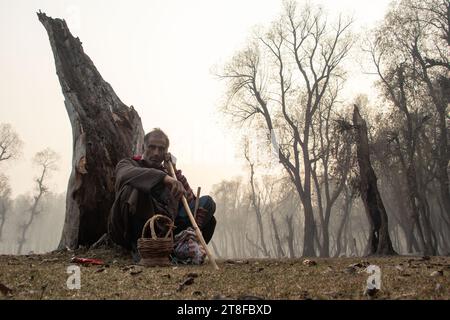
[166,161,219,270]
[193,187,201,219]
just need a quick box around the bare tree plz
[243,140,270,257]
[0,123,22,242]
[367,0,449,254]
[0,174,11,240]
[353,105,396,255]
[17,148,59,254]
[0,123,23,162]
[220,1,353,256]
[310,88,353,257]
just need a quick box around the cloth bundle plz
[171,227,206,265]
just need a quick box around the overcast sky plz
[0,0,391,198]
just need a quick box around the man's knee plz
[200,195,216,215]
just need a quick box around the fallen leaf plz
[0,283,13,296]
[322,266,333,274]
[297,290,310,299]
[177,276,195,291]
[302,259,317,266]
[186,272,199,278]
[130,269,143,276]
[343,266,357,274]
[399,273,412,277]
[360,260,370,267]
[251,267,264,272]
[182,277,195,286]
[395,265,404,272]
[430,270,443,277]
[349,263,364,268]
[122,265,140,272]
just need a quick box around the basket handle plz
[141,214,174,239]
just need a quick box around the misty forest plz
[0,0,449,262]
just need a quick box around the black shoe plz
[201,216,216,244]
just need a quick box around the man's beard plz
[142,158,163,169]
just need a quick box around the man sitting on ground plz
[107,128,217,262]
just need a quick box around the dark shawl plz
[107,158,178,249]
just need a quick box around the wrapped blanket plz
[171,227,206,265]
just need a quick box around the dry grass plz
[0,248,448,300]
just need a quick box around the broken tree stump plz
[353,105,396,256]
[38,12,145,249]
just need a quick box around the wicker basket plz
[137,214,174,267]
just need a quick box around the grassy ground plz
[0,248,448,300]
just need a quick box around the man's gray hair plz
[144,128,170,148]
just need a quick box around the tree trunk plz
[270,211,285,258]
[247,160,269,257]
[302,197,316,257]
[335,189,352,257]
[285,214,295,258]
[0,202,6,240]
[38,12,144,249]
[353,105,396,256]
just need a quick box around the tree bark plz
[353,105,396,255]
[38,12,145,249]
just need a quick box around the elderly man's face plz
[143,134,168,166]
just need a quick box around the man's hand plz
[163,175,186,200]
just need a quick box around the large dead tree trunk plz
[38,12,144,249]
[353,105,396,256]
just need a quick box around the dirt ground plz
[0,248,448,300]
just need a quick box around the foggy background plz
[2,0,448,257]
